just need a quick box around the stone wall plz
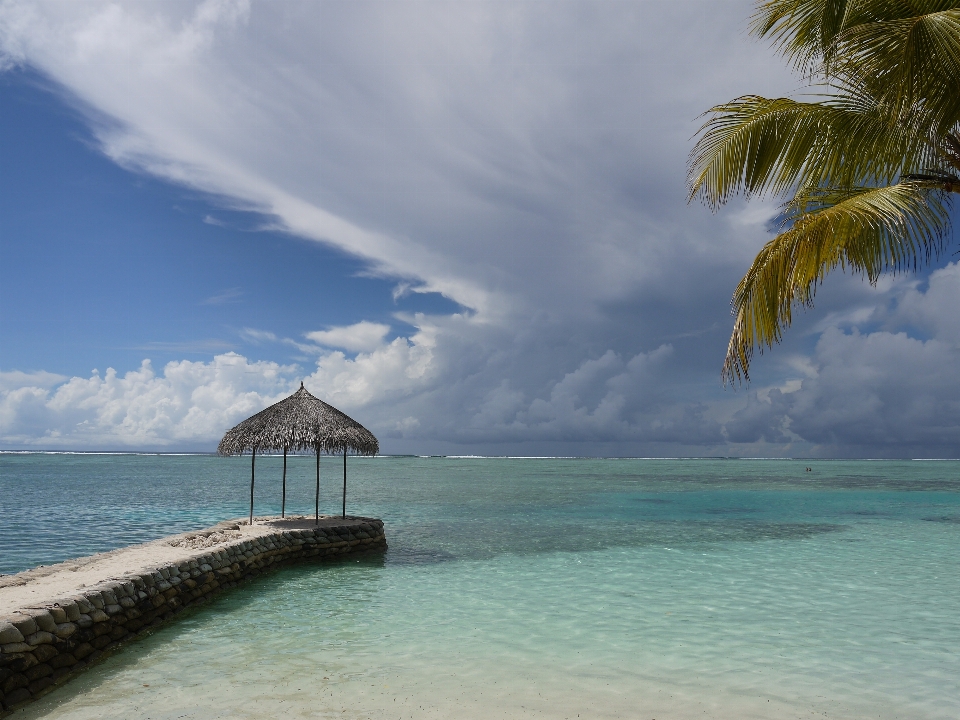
[0,517,386,715]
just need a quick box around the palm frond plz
[751,0,853,71]
[751,1,960,74]
[723,181,952,383]
[697,1,960,382]
[688,93,933,209]
[831,9,960,132]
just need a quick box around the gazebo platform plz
[0,516,386,715]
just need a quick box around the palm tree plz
[688,0,960,383]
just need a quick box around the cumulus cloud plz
[893,262,960,342]
[0,370,67,392]
[0,317,443,449]
[724,328,960,455]
[305,322,391,353]
[0,327,718,451]
[789,329,960,449]
[7,274,960,455]
[0,354,295,449]
[719,263,960,456]
[307,321,438,406]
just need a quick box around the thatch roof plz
[217,383,379,456]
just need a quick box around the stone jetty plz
[0,516,386,715]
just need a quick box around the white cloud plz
[0,0,787,327]
[0,323,717,452]
[240,328,277,344]
[720,264,960,455]
[893,262,960,342]
[725,327,960,454]
[790,329,959,447]
[305,321,437,406]
[201,287,242,305]
[10,291,960,455]
[8,1,957,456]
[0,354,295,449]
[0,370,67,392]
[0,321,440,449]
[305,322,391,353]
[505,346,676,440]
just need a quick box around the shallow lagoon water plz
[2,455,960,718]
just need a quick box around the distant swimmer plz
[806,467,812,472]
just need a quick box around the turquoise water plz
[2,454,960,718]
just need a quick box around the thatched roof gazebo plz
[218,383,379,525]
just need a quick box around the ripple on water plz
[4,456,960,719]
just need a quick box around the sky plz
[1,0,959,457]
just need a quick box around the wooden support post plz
[249,448,256,526]
[316,449,321,525]
[282,447,287,518]
[342,448,347,518]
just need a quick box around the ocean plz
[2,453,959,719]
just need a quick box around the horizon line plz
[1,450,958,461]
